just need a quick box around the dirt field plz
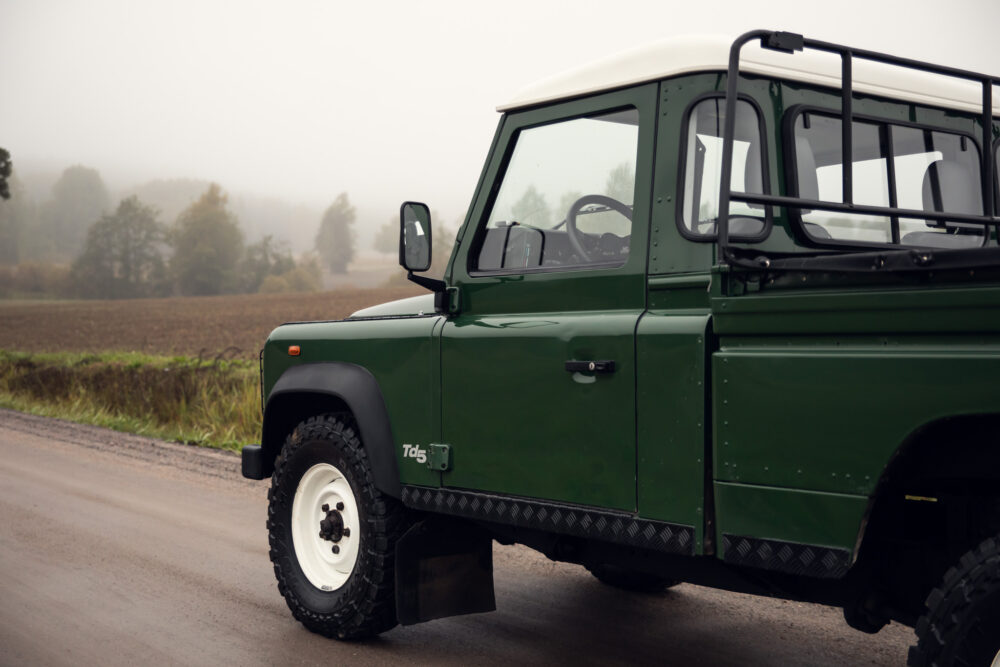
[0,286,422,360]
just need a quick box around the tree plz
[239,235,296,293]
[376,210,449,258]
[430,211,457,276]
[429,226,456,278]
[511,186,551,227]
[71,196,167,299]
[170,184,244,296]
[0,172,33,264]
[123,178,212,226]
[258,264,322,293]
[604,162,635,202]
[42,165,111,259]
[0,148,11,201]
[315,192,356,273]
[598,163,636,236]
[373,215,398,254]
[556,190,584,221]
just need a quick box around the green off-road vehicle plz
[242,30,1000,665]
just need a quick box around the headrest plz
[921,161,982,216]
[744,140,763,209]
[794,135,819,210]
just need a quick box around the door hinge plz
[427,443,451,471]
[432,286,460,315]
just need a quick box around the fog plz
[2,0,998,248]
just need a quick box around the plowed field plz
[0,287,423,359]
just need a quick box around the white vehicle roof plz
[498,34,1000,115]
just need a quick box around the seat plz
[900,161,984,248]
[920,161,982,220]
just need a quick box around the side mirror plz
[399,202,432,272]
[398,201,449,309]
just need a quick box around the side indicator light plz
[288,345,301,356]
[904,494,938,503]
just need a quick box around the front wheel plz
[908,535,1000,666]
[267,414,408,640]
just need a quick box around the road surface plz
[0,409,913,665]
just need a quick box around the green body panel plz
[711,284,1000,552]
[351,294,435,318]
[440,311,640,510]
[636,310,710,550]
[713,284,1000,335]
[263,316,444,488]
[646,273,712,311]
[714,482,868,552]
[714,337,1000,496]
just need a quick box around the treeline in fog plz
[0,157,366,300]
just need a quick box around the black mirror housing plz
[399,202,432,272]
[398,201,449,309]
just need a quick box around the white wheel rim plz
[991,648,1000,667]
[291,463,360,592]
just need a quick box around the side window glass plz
[681,98,767,238]
[474,108,638,272]
[792,112,984,248]
[995,141,999,211]
[794,115,892,243]
[892,126,983,247]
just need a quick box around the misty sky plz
[3,0,998,240]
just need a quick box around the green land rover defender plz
[242,31,1000,665]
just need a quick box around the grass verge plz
[0,349,258,451]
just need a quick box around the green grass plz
[0,349,259,451]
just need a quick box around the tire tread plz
[908,537,1000,666]
[266,414,408,640]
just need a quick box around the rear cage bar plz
[717,30,1000,272]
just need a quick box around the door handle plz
[565,360,616,374]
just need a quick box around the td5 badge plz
[402,443,427,464]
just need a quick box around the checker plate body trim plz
[401,485,695,556]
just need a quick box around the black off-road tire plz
[586,563,680,594]
[267,414,409,640]
[908,536,1000,667]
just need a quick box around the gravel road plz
[0,408,914,666]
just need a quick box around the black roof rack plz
[717,30,1000,272]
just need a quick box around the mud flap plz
[395,517,496,625]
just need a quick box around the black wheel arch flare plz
[261,362,402,498]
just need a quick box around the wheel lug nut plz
[321,504,329,512]
[336,502,344,511]
[332,545,340,554]
[343,527,351,537]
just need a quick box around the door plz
[439,85,657,511]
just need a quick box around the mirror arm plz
[406,271,446,293]
[407,272,455,315]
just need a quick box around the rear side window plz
[680,97,768,239]
[995,142,1000,203]
[791,111,985,248]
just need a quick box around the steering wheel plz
[565,194,633,264]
